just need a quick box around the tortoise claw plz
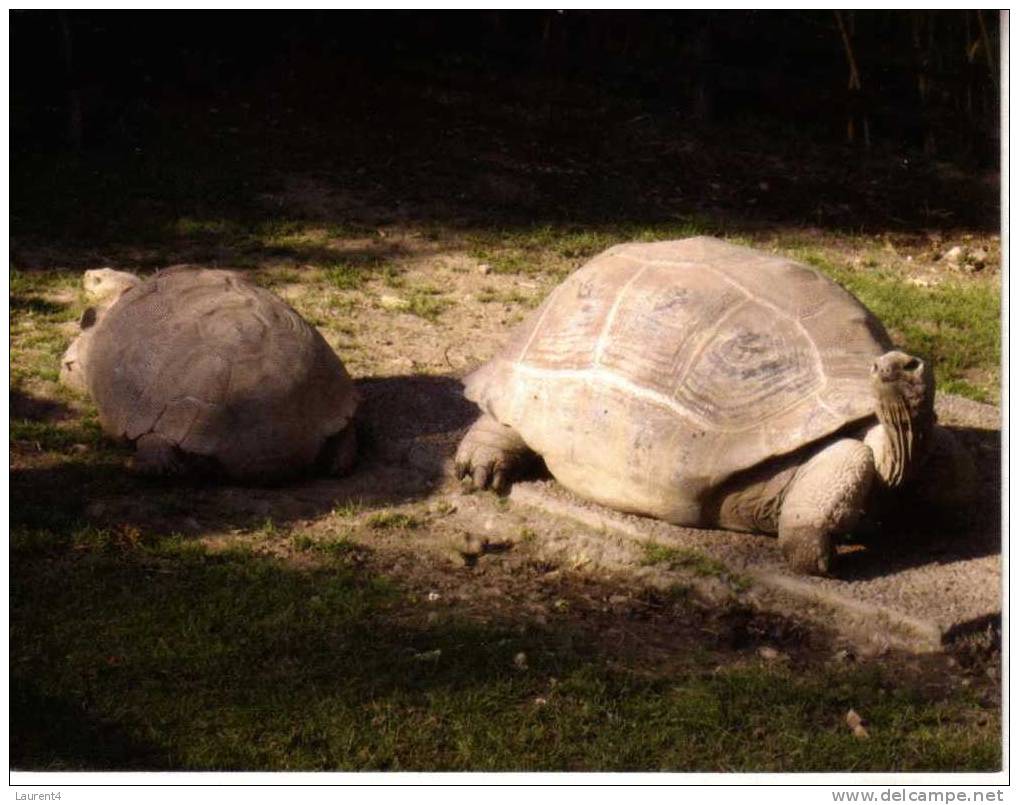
[472,465,491,490]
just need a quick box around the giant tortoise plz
[455,237,972,574]
[61,266,359,483]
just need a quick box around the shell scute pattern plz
[467,237,891,487]
[85,267,357,480]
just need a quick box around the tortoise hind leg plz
[777,439,875,575]
[455,413,534,492]
[130,433,188,477]
[130,433,222,480]
[317,424,358,477]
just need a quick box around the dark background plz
[10,10,1002,241]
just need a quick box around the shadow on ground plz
[10,374,475,536]
[837,423,1001,580]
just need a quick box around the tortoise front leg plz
[455,413,534,492]
[778,439,876,575]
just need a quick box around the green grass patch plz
[324,262,367,290]
[173,217,239,238]
[10,417,107,453]
[641,542,730,578]
[640,542,751,592]
[406,286,451,321]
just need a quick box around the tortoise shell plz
[464,237,892,518]
[86,267,358,482]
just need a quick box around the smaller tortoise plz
[61,266,359,483]
[456,237,973,575]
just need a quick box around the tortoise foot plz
[455,414,532,492]
[130,433,188,478]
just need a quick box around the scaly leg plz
[454,413,533,492]
[318,425,358,477]
[778,439,876,575]
[131,433,188,478]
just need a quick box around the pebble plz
[846,709,870,739]
[380,294,410,311]
[478,263,492,275]
[513,652,529,670]
[942,246,964,264]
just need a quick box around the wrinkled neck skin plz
[865,380,936,490]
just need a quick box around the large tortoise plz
[61,266,359,483]
[456,237,972,574]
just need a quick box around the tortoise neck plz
[873,389,935,488]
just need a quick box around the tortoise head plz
[869,350,936,487]
[82,268,140,305]
[60,270,141,393]
[59,306,102,393]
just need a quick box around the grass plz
[10,417,106,452]
[641,542,730,577]
[9,529,1000,771]
[405,286,451,321]
[324,261,369,291]
[365,511,421,530]
[640,542,752,594]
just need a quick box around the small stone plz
[942,246,964,264]
[461,533,483,556]
[534,696,547,706]
[967,248,989,271]
[478,263,492,275]
[757,646,781,661]
[70,443,89,454]
[513,652,529,670]
[833,648,855,664]
[846,709,870,739]
[379,294,410,311]
[427,591,441,602]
